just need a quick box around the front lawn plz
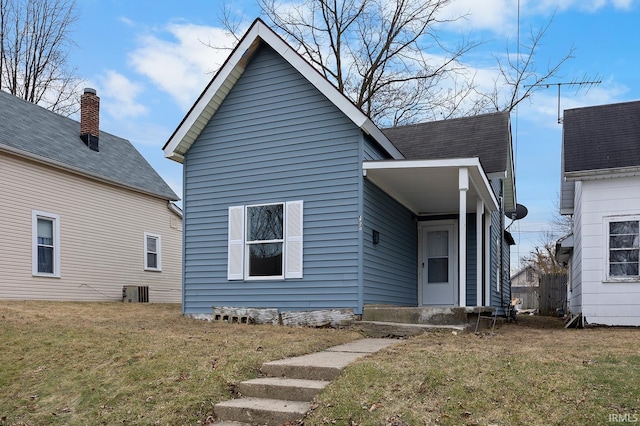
[1,302,638,425]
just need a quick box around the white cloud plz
[441,0,636,36]
[119,16,135,27]
[523,0,636,14]
[97,70,148,120]
[128,23,238,110]
[441,0,517,35]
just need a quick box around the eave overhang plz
[363,158,499,215]
[555,233,574,264]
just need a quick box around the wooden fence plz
[538,273,567,316]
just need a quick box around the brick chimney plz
[80,88,100,152]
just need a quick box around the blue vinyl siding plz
[362,179,418,306]
[489,178,509,314]
[182,45,363,314]
[465,213,477,306]
[363,135,392,161]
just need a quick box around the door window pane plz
[427,230,449,283]
[427,231,448,256]
[428,258,448,283]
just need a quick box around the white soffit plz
[363,158,498,215]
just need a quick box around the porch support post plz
[459,168,469,308]
[476,199,484,307]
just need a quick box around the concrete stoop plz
[213,338,398,426]
[355,320,465,338]
[357,305,497,336]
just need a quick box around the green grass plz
[1,303,639,425]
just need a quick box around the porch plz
[355,304,497,336]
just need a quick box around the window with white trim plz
[32,210,60,277]
[606,217,639,280]
[144,233,162,271]
[228,201,303,280]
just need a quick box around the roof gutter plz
[565,165,640,181]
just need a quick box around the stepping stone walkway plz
[213,338,398,426]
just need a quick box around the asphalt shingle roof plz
[0,90,178,200]
[382,111,511,174]
[563,100,640,173]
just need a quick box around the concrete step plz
[261,350,367,381]
[355,320,465,338]
[238,377,329,401]
[362,305,484,325]
[214,397,311,426]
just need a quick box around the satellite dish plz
[506,203,528,221]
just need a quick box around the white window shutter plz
[228,206,245,280]
[285,200,303,279]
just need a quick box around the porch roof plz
[363,158,499,215]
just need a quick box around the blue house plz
[163,19,516,320]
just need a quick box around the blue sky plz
[68,0,640,270]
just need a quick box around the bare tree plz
[480,14,575,112]
[520,196,572,274]
[521,231,566,274]
[0,0,80,116]
[243,0,484,126]
[220,1,573,126]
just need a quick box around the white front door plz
[421,223,457,306]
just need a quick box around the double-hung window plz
[607,217,639,281]
[144,233,162,271]
[228,201,303,280]
[32,210,60,277]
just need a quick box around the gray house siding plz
[182,45,364,314]
[362,179,418,306]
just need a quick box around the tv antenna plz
[525,76,602,123]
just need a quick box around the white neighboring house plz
[558,100,640,326]
[0,89,182,303]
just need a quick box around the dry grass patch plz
[306,316,640,426]
[0,301,361,425]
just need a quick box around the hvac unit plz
[122,285,149,303]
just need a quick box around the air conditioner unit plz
[122,285,149,303]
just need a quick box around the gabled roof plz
[163,18,404,163]
[563,100,640,175]
[383,111,516,211]
[0,90,178,201]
